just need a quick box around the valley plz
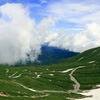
[0,47,100,100]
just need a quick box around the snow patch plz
[49,74,54,76]
[76,87,100,100]
[92,50,97,53]
[35,72,38,75]
[77,57,84,61]
[24,69,27,72]
[6,69,9,73]
[59,69,73,73]
[36,75,41,79]
[88,61,95,63]
[51,71,56,72]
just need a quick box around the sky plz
[0,0,100,65]
[0,0,100,33]
[0,0,100,30]
[0,0,100,29]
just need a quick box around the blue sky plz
[0,0,100,34]
[0,0,100,62]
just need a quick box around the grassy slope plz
[50,47,100,90]
[0,47,100,100]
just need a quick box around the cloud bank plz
[46,23,100,52]
[42,0,100,52]
[0,3,100,65]
[0,3,41,65]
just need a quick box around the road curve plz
[69,66,85,93]
[13,66,85,94]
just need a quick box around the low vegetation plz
[0,47,100,100]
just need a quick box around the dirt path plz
[3,66,86,99]
[14,82,67,93]
[69,66,85,93]
[0,93,8,97]
[8,71,18,78]
[14,66,85,94]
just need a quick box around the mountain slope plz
[37,45,79,65]
[53,46,100,68]
[67,46,100,62]
[0,46,100,100]
[50,46,100,90]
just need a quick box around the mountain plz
[37,45,79,65]
[17,45,78,66]
[0,46,100,100]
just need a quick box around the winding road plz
[11,66,85,97]
[69,66,85,93]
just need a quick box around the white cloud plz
[36,17,57,43]
[47,23,100,52]
[0,3,41,65]
[0,3,59,65]
[39,0,48,4]
[46,1,100,24]
[39,0,100,52]
[0,2,100,65]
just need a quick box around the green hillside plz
[0,47,100,100]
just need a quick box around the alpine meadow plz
[0,0,100,100]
